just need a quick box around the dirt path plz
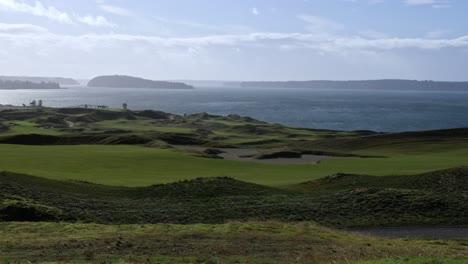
[176,146,334,164]
[65,120,74,128]
[347,227,468,239]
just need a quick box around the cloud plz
[1,27,468,54]
[297,15,344,34]
[359,30,390,39]
[251,7,259,15]
[404,0,451,8]
[0,0,73,23]
[153,16,252,34]
[77,15,116,28]
[99,4,132,16]
[0,23,48,34]
[0,0,116,27]
[425,30,449,39]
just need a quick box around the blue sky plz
[0,0,467,80]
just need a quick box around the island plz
[88,75,194,89]
[0,79,61,90]
[0,76,79,86]
[240,79,468,91]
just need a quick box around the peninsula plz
[88,75,194,89]
[0,79,61,90]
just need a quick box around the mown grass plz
[0,144,467,186]
[0,121,64,136]
[0,222,466,263]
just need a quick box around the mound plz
[134,110,173,120]
[229,124,271,135]
[255,149,302,159]
[0,123,9,132]
[140,177,284,198]
[1,169,467,226]
[296,127,468,152]
[292,167,468,192]
[35,115,69,127]
[0,109,45,121]
[225,114,265,123]
[0,172,289,223]
[0,134,153,145]
[158,133,207,145]
[66,110,136,123]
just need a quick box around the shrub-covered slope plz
[1,168,467,227]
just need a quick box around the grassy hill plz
[1,168,466,227]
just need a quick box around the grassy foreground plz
[1,108,467,263]
[0,221,467,263]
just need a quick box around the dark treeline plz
[0,79,61,90]
[240,80,468,91]
[0,76,79,85]
[88,75,194,89]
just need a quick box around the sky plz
[0,0,467,81]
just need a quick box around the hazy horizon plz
[1,0,468,81]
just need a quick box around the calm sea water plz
[1,86,468,132]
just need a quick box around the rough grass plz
[347,259,468,264]
[0,222,466,263]
[1,168,466,226]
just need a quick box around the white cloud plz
[153,16,252,34]
[425,30,448,39]
[0,0,116,27]
[251,7,259,15]
[359,30,390,39]
[99,4,132,16]
[0,0,73,23]
[404,0,451,8]
[77,15,116,28]
[298,15,344,34]
[1,28,468,53]
[0,23,47,34]
[405,0,435,4]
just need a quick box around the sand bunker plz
[177,146,334,165]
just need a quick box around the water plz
[1,86,468,132]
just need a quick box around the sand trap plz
[176,146,334,165]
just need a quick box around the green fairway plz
[1,121,64,136]
[0,144,467,186]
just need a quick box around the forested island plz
[240,79,468,91]
[0,76,79,86]
[88,75,194,89]
[0,79,61,90]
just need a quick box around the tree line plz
[0,80,61,90]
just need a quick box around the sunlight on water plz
[1,86,468,132]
